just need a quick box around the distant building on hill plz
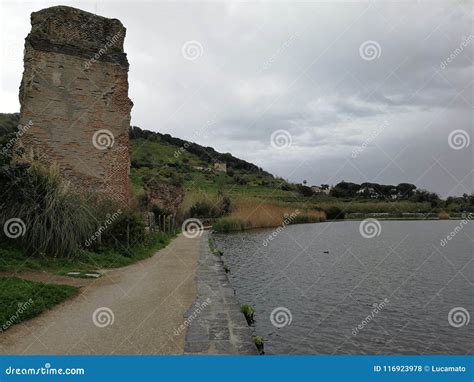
[357,186,379,199]
[311,184,331,195]
[214,162,227,173]
[193,166,212,172]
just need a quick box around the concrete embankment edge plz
[183,231,258,355]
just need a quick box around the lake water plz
[213,220,473,354]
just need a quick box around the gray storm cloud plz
[0,1,472,196]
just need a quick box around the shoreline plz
[212,215,470,234]
[183,231,258,355]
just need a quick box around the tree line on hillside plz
[0,113,20,146]
[330,181,417,199]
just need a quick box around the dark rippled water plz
[213,220,473,354]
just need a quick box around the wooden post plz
[126,218,130,248]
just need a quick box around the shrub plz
[296,184,314,197]
[0,163,94,258]
[240,304,255,325]
[292,214,321,224]
[324,206,345,220]
[220,194,232,215]
[438,211,450,220]
[253,336,265,354]
[190,201,219,218]
[98,209,146,251]
[189,196,230,218]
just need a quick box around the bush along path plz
[0,233,202,355]
[183,232,257,355]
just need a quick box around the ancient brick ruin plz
[15,6,132,205]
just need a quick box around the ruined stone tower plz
[15,6,132,205]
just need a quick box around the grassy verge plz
[0,232,172,275]
[0,277,78,332]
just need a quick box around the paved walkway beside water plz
[184,232,257,355]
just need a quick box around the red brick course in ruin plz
[14,6,132,206]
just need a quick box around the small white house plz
[312,185,331,195]
[214,162,227,173]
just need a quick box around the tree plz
[297,184,313,197]
[397,183,416,198]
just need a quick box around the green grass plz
[240,304,255,325]
[0,277,78,332]
[0,232,172,275]
[253,336,264,347]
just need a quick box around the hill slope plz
[129,126,289,208]
[0,114,289,207]
[4,113,466,219]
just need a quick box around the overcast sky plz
[0,0,472,196]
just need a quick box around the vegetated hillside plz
[129,126,287,202]
[0,113,288,202]
[0,113,19,145]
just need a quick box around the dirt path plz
[0,233,201,355]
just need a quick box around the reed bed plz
[213,202,326,233]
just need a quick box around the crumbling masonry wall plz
[15,6,132,205]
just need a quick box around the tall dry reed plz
[213,201,326,232]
